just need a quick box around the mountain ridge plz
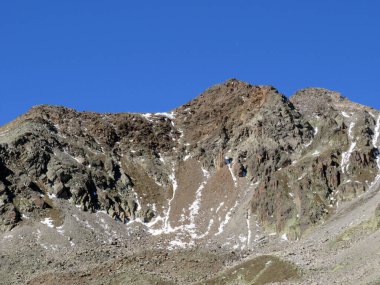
[1,79,380,284]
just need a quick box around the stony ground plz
[1,182,379,284]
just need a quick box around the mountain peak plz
[290,87,374,117]
[292,87,345,103]
[175,79,283,116]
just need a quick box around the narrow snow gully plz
[370,113,380,190]
[225,156,238,187]
[341,120,357,174]
[246,210,252,246]
[143,166,212,245]
[163,166,178,232]
[187,168,210,238]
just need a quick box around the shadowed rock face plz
[0,79,379,245]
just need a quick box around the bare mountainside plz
[0,79,380,284]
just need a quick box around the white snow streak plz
[215,200,239,236]
[373,114,380,149]
[228,163,238,187]
[297,173,307,181]
[197,219,214,239]
[141,113,153,122]
[215,202,224,213]
[150,167,178,234]
[305,126,319,147]
[341,121,356,174]
[141,112,176,123]
[63,150,84,165]
[56,226,65,235]
[183,154,192,161]
[304,140,313,148]
[370,114,380,189]
[168,239,187,250]
[131,188,142,211]
[155,112,176,120]
[148,167,212,241]
[348,121,355,139]
[187,168,210,236]
[246,211,252,246]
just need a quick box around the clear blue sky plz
[1,1,379,126]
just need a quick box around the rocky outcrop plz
[0,105,179,226]
[0,79,379,245]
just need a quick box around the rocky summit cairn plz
[1,79,380,284]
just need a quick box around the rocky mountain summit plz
[1,79,380,284]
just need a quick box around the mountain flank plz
[1,79,380,284]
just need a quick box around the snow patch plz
[155,112,176,120]
[56,226,65,235]
[168,239,187,250]
[183,154,192,161]
[130,188,142,211]
[281,233,288,241]
[48,193,57,199]
[239,235,247,243]
[297,173,307,181]
[141,113,153,122]
[41,218,54,228]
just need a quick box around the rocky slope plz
[0,79,379,284]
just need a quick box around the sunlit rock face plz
[0,78,379,246]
